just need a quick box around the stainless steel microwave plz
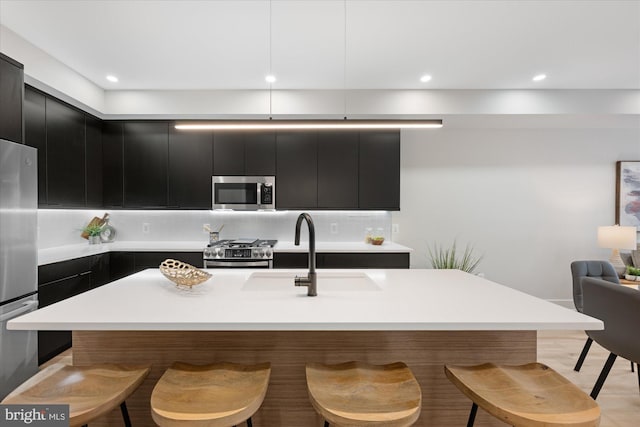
[212,176,275,210]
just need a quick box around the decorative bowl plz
[160,259,212,288]
[371,237,385,245]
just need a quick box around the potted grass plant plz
[427,240,483,274]
[83,223,104,245]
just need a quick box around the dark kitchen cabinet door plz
[0,53,24,144]
[359,131,400,210]
[123,122,169,208]
[24,86,47,205]
[213,133,244,175]
[318,132,359,209]
[245,132,276,176]
[276,132,317,209]
[169,127,213,208]
[46,98,86,206]
[102,122,124,207]
[85,116,103,207]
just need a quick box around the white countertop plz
[10,268,602,332]
[38,241,412,266]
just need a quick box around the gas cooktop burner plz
[207,239,277,249]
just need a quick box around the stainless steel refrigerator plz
[0,138,38,400]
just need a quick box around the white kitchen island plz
[10,269,601,427]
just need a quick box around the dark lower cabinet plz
[0,53,24,144]
[37,254,108,364]
[123,122,169,208]
[133,252,203,270]
[273,252,409,269]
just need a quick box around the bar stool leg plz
[120,401,132,427]
[466,403,478,427]
[574,337,593,372]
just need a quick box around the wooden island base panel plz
[73,330,536,427]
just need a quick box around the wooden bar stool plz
[150,361,271,427]
[306,361,422,427]
[1,363,150,427]
[444,363,600,427]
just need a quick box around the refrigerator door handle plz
[0,300,38,322]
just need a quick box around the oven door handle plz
[204,260,271,268]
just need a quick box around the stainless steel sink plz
[242,271,381,292]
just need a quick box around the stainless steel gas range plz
[203,239,278,268]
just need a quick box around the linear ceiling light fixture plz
[175,1,443,132]
[175,120,443,130]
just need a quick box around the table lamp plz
[597,225,638,276]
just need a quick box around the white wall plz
[393,127,640,305]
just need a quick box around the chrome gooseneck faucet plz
[294,213,317,296]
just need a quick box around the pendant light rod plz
[175,120,443,130]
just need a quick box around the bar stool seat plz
[150,361,271,427]
[306,361,422,427]
[444,363,600,427]
[1,363,150,427]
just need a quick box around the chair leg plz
[324,421,330,427]
[574,337,593,372]
[590,353,617,399]
[466,403,478,427]
[120,401,132,427]
[247,417,253,427]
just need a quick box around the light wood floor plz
[41,331,639,426]
[538,330,639,427]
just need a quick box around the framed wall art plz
[616,161,640,228]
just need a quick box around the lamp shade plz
[597,225,637,250]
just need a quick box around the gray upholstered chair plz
[570,260,620,372]
[582,277,640,398]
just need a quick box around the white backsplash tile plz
[37,209,392,249]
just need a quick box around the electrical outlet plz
[330,223,338,234]
[392,223,399,234]
[142,223,150,234]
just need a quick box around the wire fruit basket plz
[160,259,212,288]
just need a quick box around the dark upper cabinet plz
[24,87,47,205]
[169,126,213,208]
[318,131,359,209]
[359,131,400,210]
[123,122,169,207]
[0,53,24,144]
[245,132,276,176]
[46,98,86,206]
[102,122,124,207]
[85,116,103,207]
[213,131,276,176]
[213,133,244,175]
[276,132,318,209]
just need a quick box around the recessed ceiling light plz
[420,74,432,83]
[106,75,119,83]
[532,74,546,82]
[265,75,276,83]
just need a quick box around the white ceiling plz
[0,0,638,91]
